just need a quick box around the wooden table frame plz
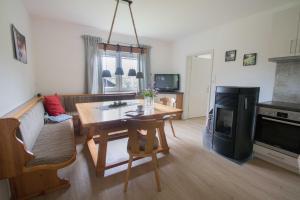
[76,100,182,177]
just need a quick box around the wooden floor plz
[34,118,300,200]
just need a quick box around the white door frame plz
[183,49,215,119]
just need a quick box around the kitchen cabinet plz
[270,5,300,58]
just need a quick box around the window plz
[102,51,138,93]
[121,56,138,91]
[102,55,117,91]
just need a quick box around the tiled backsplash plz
[273,62,300,104]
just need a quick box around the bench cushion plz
[26,119,75,167]
[19,102,45,151]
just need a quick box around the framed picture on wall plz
[243,53,257,66]
[225,50,236,62]
[11,25,27,64]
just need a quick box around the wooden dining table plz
[76,99,183,177]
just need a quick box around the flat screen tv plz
[154,74,180,92]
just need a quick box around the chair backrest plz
[126,119,163,154]
[160,97,169,106]
[160,97,176,107]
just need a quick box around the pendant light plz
[136,72,144,79]
[115,45,124,75]
[128,46,137,76]
[136,48,144,79]
[102,70,112,78]
[102,0,145,58]
[115,67,124,75]
[102,0,144,78]
[136,71,144,79]
[128,69,137,76]
[102,44,112,78]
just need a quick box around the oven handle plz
[262,117,300,127]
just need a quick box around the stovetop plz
[257,101,300,113]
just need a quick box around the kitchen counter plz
[257,101,300,112]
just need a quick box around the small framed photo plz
[11,25,27,64]
[225,50,236,62]
[243,53,257,66]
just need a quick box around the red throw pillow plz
[43,95,65,116]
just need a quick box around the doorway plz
[185,51,213,119]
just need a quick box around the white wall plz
[0,0,36,116]
[0,0,36,199]
[172,10,279,118]
[31,17,173,95]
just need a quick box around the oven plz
[255,107,300,157]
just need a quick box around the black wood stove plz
[212,86,260,161]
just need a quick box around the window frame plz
[102,51,138,93]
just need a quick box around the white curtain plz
[138,45,151,91]
[82,35,103,94]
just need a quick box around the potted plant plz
[142,89,157,108]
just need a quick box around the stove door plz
[214,105,236,138]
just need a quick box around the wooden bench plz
[0,97,76,200]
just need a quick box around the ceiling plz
[23,0,297,41]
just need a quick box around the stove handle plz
[262,117,300,127]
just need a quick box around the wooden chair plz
[160,97,176,137]
[124,119,164,192]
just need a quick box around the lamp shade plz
[136,72,144,79]
[128,69,137,76]
[102,69,112,78]
[115,67,124,75]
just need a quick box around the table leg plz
[96,131,108,177]
[86,126,95,142]
[157,122,170,154]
